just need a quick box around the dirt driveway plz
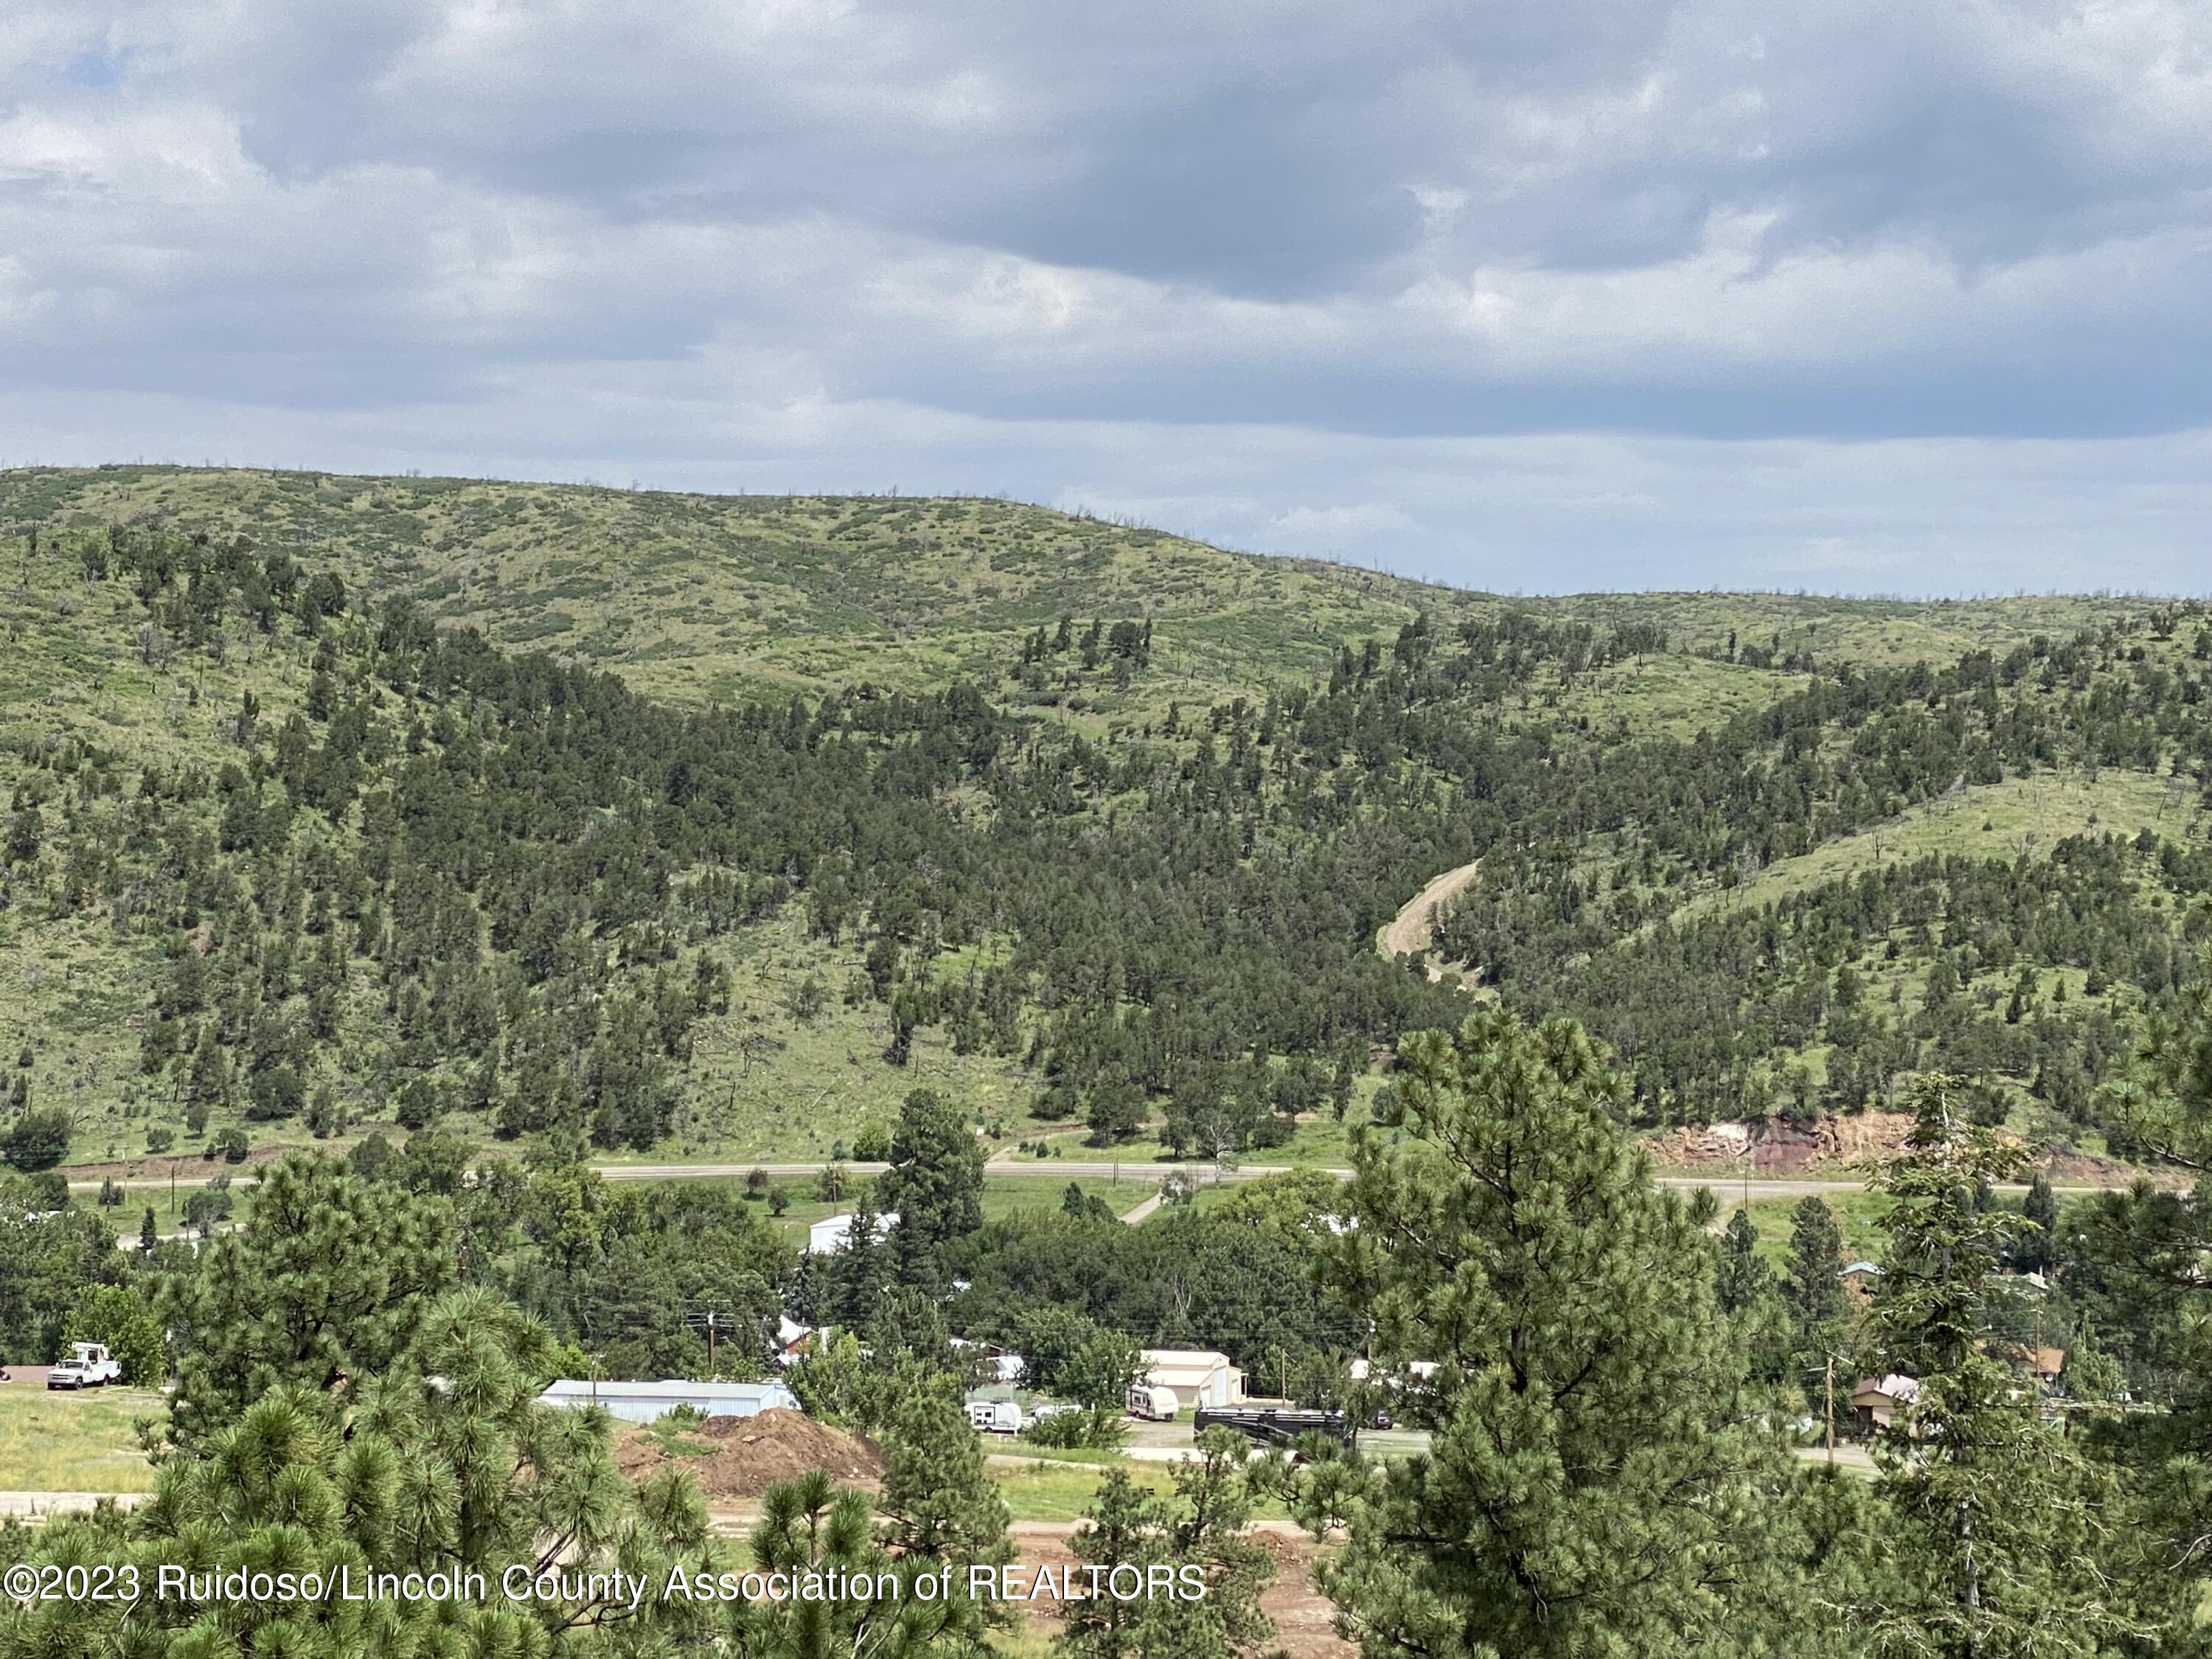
[1378,859,1481,969]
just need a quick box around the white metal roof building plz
[1138,1349,1245,1410]
[807,1210,899,1255]
[538,1379,799,1425]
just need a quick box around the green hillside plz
[0,465,2204,1181]
[0,465,2139,710]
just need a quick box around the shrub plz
[0,1105,72,1171]
[1021,1405,1127,1450]
[61,1284,164,1385]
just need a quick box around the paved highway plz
[71,1153,2124,1202]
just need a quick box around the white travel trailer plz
[1126,1383,1179,1421]
[966,1399,1023,1434]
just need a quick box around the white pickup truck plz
[46,1343,122,1389]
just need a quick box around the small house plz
[1850,1374,1919,1434]
[773,1317,815,1368]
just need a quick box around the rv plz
[1193,1406,1354,1452]
[1126,1383,1179,1421]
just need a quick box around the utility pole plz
[1825,1354,1836,1464]
[706,1310,717,1375]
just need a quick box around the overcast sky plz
[4,1,2210,595]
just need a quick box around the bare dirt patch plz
[1646,1113,1916,1175]
[1006,1523,1351,1659]
[1646,1113,2140,1183]
[614,1408,884,1500]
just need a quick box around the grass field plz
[1729,1192,1896,1268]
[0,1387,161,1494]
[987,1455,1188,1522]
[1006,1076,1386,1172]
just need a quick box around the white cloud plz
[1,0,2209,589]
[5,381,2207,597]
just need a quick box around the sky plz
[2,1,2209,596]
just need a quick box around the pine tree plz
[1155,1425,1276,1658]
[1318,1011,1824,1658]
[874,1366,1011,1652]
[2069,944,2212,1618]
[1059,1465,1175,1659]
[1716,1207,1794,1388]
[1850,1076,2159,1655]
[1715,1208,1770,1314]
[2103,940,2212,1165]
[878,1369,1009,1562]
[2017,1174,2058,1274]
[158,1151,454,1445]
[732,1470,947,1659]
[882,1087,985,1283]
[1784,1194,1849,1367]
[827,1183,894,1330]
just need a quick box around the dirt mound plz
[616,1408,883,1500]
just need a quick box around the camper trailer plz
[966,1399,1023,1434]
[1126,1383,1179,1421]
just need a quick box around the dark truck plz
[1192,1406,1355,1452]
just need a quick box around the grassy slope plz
[0,465,2181,1170]
[0,467,2143,713]
[1670,769,2201,928]
[0,1386,163,1493]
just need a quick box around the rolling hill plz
[0,465,2202,1180]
